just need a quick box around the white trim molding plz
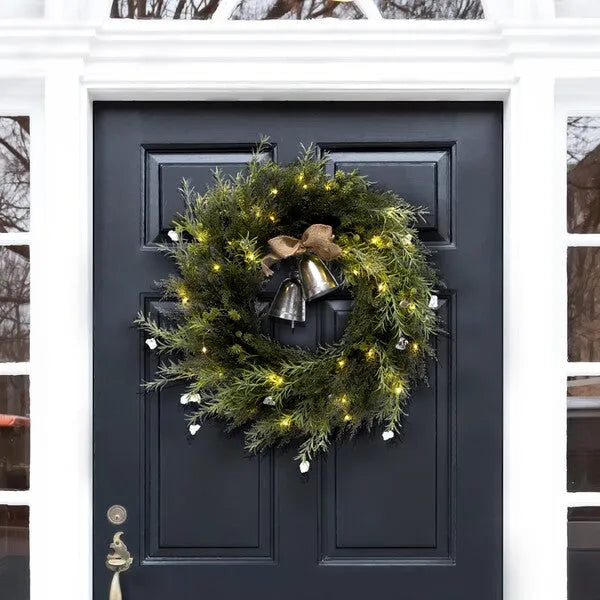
[2,12,600,600]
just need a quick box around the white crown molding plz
[1,20,600,68]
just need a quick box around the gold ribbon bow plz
[262,224,342,276]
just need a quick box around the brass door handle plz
[106,532,133,600]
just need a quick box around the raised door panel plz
[320,298,452,563]
[143,299,274,562]
[322,148,453,246]
[144,148,273,245]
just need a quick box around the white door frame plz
[1,16,591,600]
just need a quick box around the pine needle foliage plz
[136,143,439,465]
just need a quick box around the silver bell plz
[298,255,339,301]
[268,278,306,328]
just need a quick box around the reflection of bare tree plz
[0,248,29,363]
[376,0,482,19]
[567,118,600,361]
[0,118,29,235]
[568,117,600,233]
[110,0,483,19]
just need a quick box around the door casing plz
[16,56,565,600]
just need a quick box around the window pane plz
[557,0,600,17]
[569,507,600,600]
[567,116,600,233]
[110,0,484,20]
[0,117,30,233]
[0,376,29,490]
[0,247,29,363]
[567,247,600,361]
[0,505,29,600]
[568,376,600,491]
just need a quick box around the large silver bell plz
[298,255,339,301]
[268,278,306,328]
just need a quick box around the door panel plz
[94,102,502,600]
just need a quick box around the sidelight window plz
[0,116,31,600]
[566,114,600,599]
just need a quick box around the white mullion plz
[567,492,600,507]
[567,234,600,246]
[0,362,30,376]
[0,233,30,246]
[0,490,31,505]
[567,362,600,376]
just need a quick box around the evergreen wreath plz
[137,143,439,471]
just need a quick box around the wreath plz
[138,144,439,472]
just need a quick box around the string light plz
[270,188,278,195]
[252,206,262,218]
[338,394,349,405]
[352,268,359,276]
[280,416,291,428]
[181,295,190,306]
[201,346,208,354]
[302,183,308,190]
[297,172,305,183]
[394,381,405,395]
[410,342,419,353]
[377,282,388,293]
[196,231,208,243]
[343,414,353,422]
[407,302,416,313]
[366,348,376,360]
[268,214,277,223]
[325,181,334,191]
[267,373,285,387]
[337,358,346,369]
[212,263,221,272]
[370,235,384,248]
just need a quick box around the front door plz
[94,101,502,600]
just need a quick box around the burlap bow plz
[261,224,342,276]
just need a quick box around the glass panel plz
[557,0,600,17]
[0,117,30,234]
[567,117,600,233]
[567,247,600,362]
[110,0,484,19]
[568,376,600,491]
[0,247,30,363]
[0,376,29,490]
[0,505,29,600]
[568,507,600,600]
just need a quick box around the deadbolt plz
[107,505,127,525]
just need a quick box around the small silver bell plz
[268,278,306,328]
[298,255,339,301]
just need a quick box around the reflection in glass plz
[568,506,600,600]
[0,117,30,234]
[0,505,29,600]
[0,247,30,363]
[110,0,483,19]
[568,377,600,491]
[0,377,29,490]
[567,117,600,233]
[567,247,600,362]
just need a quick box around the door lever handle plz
[106,531,133,600]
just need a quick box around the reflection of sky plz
[568,117,600,166]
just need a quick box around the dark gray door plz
[94,102,503,600]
